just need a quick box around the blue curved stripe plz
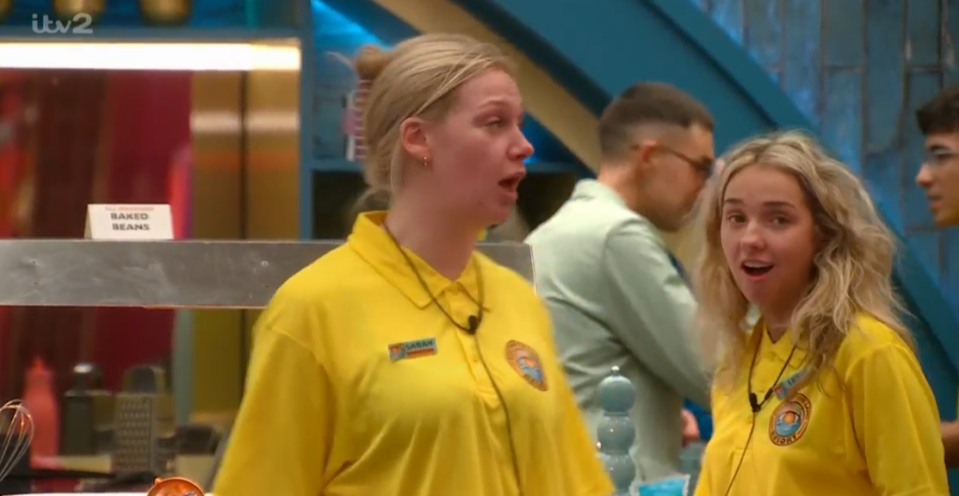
[450,0,798,151]
[319,0,417,43]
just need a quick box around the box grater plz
[111,365,176,477]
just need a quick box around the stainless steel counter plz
[0,240,534,308]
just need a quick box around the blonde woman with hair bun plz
[692,131,948,496]
[213,34,612,496]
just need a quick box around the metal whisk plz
[0,400,33,484]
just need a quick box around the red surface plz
[0,73,26,383]
[0,70,190,399]
[91,71,191,390]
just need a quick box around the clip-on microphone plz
[466,315,479,335]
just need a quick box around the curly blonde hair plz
[693,130,911,391]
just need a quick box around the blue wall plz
[689,0,959,350]
[308,0,385,163]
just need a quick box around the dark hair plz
[916,84,959,135]
[345,188,391,228]
[599,82,714,160]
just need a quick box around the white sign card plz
[84,204,174,240]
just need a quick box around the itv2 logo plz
[32,13,94,34]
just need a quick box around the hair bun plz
[355,44,391,82]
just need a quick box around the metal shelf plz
[0,239,533,308]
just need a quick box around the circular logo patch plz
[768,393,812,446]
[505,340,548,391]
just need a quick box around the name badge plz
[773,370,807,400]
[388,338,438,361]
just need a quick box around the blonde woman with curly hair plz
[692,131,948,496]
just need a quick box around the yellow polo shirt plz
[213,212,612,496]
[695,314,948,496]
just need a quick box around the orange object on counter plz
[148,476,205,496]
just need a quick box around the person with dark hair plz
[915,84,959,467]
[916,84,959,228]
[526,82,716,481]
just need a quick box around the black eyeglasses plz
[923,149,959,169]
[656,145,715,177]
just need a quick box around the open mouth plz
[498,173,524,192]
[742,262,773,277]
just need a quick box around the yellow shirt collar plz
[752,318,807,363]
[347,211,492,311]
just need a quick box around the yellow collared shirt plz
[214,212,612,496]
[695,314,948,496]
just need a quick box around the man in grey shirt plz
[525,82,715,480]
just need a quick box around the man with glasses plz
[916,85,959,230]
[525,82,714,481]
[915,84,959,466]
